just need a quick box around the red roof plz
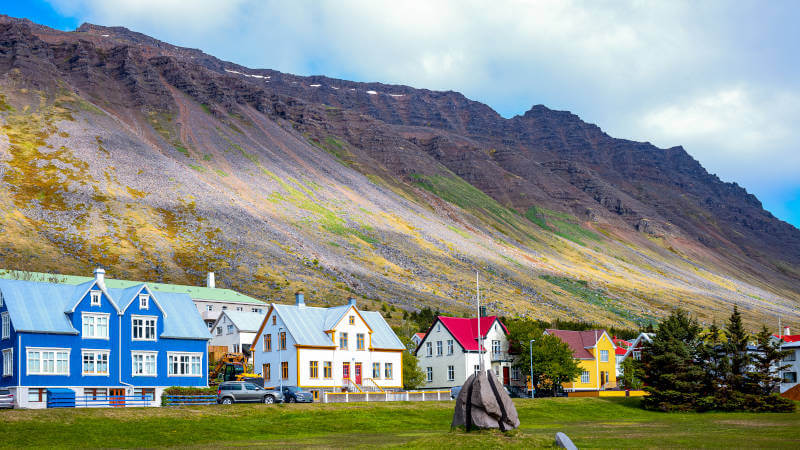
[774,334,800,343]
[414,332,426,340]
[615,347,628,356]
[613,338,632,348]
[546,329,609,359]
[437,316,508,351]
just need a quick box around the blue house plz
[0,268,210,408]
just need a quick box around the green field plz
[1,398,798,448]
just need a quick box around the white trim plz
[167,352,203,377]
[81,349,111,376]
[139,294,149,310]
[25,347,71,376]
[131,351,158,377]
[2,348,12,377]
[131,315,158,342]
[1,312,9,340]
[81,312,110,340]
[67,282,121,314]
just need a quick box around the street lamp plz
[529,339,535,399]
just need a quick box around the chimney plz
[206,272,215,289]
[348,297,357,307]
[295,291,305,307]
[93,267,106,289]
[785,326,791,336]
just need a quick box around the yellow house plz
[544,329,617,391]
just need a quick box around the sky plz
[5,0,800,227]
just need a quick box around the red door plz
[355,363,362,385]
[110,388,125,407]
[342,362,350,380]
[503,366,510,385]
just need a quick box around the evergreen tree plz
[752,326,791,395]
[619,357,643,390]
[724,306,751,396]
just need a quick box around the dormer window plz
[90,291,101,306]
[349,315,355,325]
[139,294,149,310]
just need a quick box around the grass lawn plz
[1,397,799,448]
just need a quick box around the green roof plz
[0,269,265,305]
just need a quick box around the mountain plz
[0,15,797,329]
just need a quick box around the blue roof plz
[220,310,265,332]
[0,278,210,340]
[271,303,404,350]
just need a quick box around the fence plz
[74,395,153,408]
[323,390,451,403]
[163,395,218,406]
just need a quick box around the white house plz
[414,315,513,389]
[250,293,405,401]
[774,328,799,394]
[409,332,425,352]
[209,310,266,354]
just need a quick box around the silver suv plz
[217,381,283,405]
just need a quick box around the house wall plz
[295,347,402,389]
[562,333,617,391]
[780,345,799,393]
[0,294,19,387]
[209,315,252,353]
[252,310,297,388]
[195,300,266,327]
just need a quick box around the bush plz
[161,386,217,406]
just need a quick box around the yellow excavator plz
[209,353,263,386]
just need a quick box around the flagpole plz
[477,270,483,373]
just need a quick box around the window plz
[27,348,70,375]
[581,371,590,383]
[356,333,365,350]
[84,388,108,401]
[512,367,520,380]
[426,342,432,357]
[474,365,480,375]
[28,388,47,403]
[82,350,109,376]
[216,327,222,336]
[90,290,101,306]
[437,324,441,333]
[133,388,155,402]
[492,340,501,354]
[436,341,443,356]
[167,352,202,376]
[252,308,262,313]
[272,315,277,325]
[633,349,642,360]
[1,312,9,340]
[385,363,393,380]
[783,372,797,384]
[494,366,500,376]
[206,305,213,311]
[280,332,287,350]
[349,315,355,325]
[207,322,214,329]
[263,363,271,380]
[372,362,380,378]
[447,340,453,355]
[339,332,348,350]
[426,367,433,382]
[227,325,234,334]
[447,365,455,381]
[132,316,157,341]
[2,348,12,377]
[309,361,319,378]
[0,290,3,306]
[784,351,797,362]
[139,294,149,310]
[132,352,157,376]
[222,306,227,311]
[82,313,109,339]
[264,334,272,352]
[600,350,609,362]
[234,344,240,353]
[236,307,243,312]
[281,361,289,380]
[323,361,332,378]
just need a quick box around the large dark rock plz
[452,370,520,432]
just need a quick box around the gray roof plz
[221,310,266,332]
[0,278,210,340]
[271,303,404,350]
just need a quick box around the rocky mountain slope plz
[0,16,797,329]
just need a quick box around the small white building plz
[774,328,799,394]
[414,315,513,389]
[409,332,425,352]
[250,293,405,400]
[209,310,266,354]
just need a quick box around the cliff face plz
[0,15,797,328]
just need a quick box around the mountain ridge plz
[0,15,797,330]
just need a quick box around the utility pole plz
[529,339,535,398]
[477,271,483,373]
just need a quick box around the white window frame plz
[581,371,590,383]
[81,312,110,340]
[1,312,9,340]
[139,294,149,310]
[132,315,158,341]
[600,350,609,362]
[90,290,101,306]
[426,342,432,357]
[26,347,70,375]
[448,365,455,381]
[426,366,433,382]
[132,351,158,377]
[167,352,203,377]
[436,341,443,356]
[447,339,453,355]
[206,305,213,311]
[474,365,480,375]
[372,362,380,379]
[492,340,501,354]
[2,348,12,377]
[81,349,110,376]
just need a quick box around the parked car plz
[450,386,462,399]
[281,386,313,403]
[217,381,283,405]
[0,389,14,409]
[507,386,528,398]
